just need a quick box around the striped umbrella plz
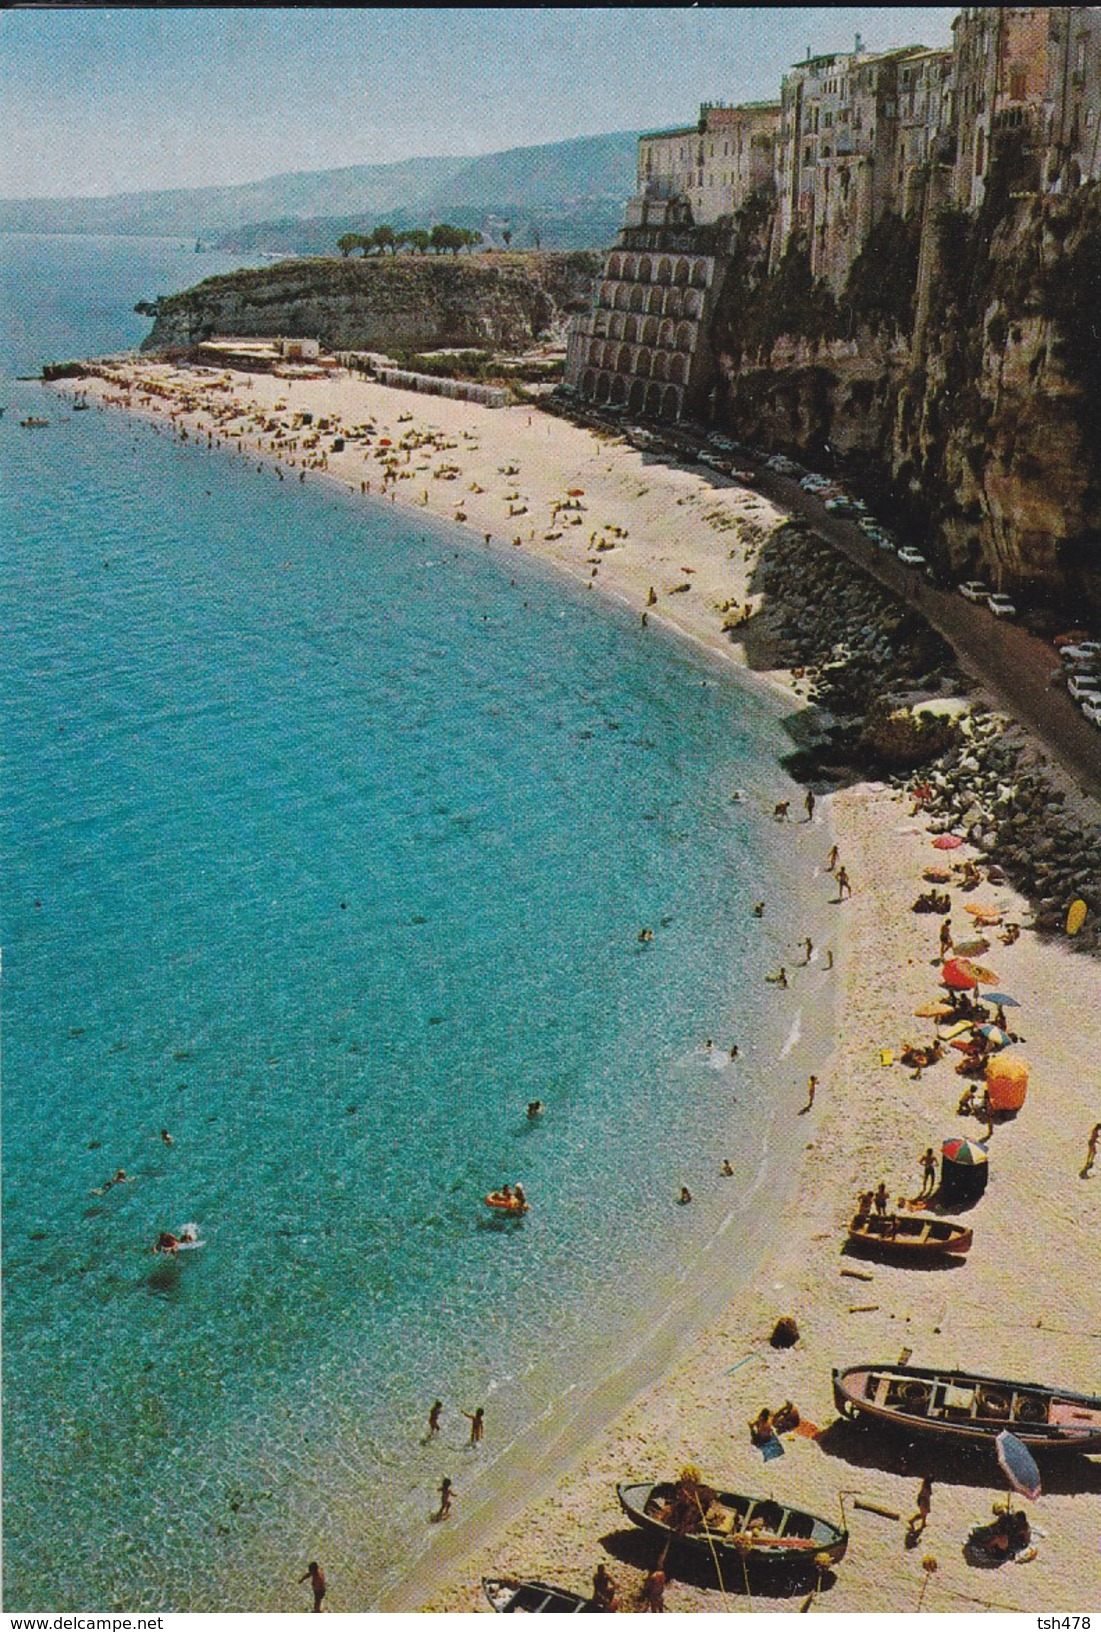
[942,1136,988,1166]
[977,1024,1012,1048]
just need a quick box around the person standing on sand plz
[940,918,953,958]
[825,844,839,872]
[299,1561,326,1613]
[434,1477,453,1521]
[805,790,816,821]
[919,1147,938,1196]
[427,1400,442,1438]
[836,865,852,900]
[1081,1122,1101,1178]
[641,1567,666,1612]
[873,1181,889,1215]
[593,1563,618,1611]
[463,1406,485,1445]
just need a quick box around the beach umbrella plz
[1067,898,1088,935]
[986,1053,1029,1111]
[983,991,1020,1008]
[977,1024,1012,1048]
[996,1431,1042,1501]
[942,1136,988,1165]
[964,903,1003,924]
[566,487,585,497]
[940,1020,976,1040]
[951,937,990,957]
[914,1002,956,1019]
[967,962,1000,985]
[942,959,978,990]
[932,834,964,850]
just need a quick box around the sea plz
[1,233,834,1611]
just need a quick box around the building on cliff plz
[562,194,723,419]
[565,6,1101,420]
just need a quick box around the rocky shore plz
[751,524,1100,948]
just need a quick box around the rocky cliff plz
[140,251,599,356]
[712,167,1101,615]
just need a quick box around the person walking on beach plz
[299,1561,327,1612]
[825,844,839,873]
[919,1147,938,1197]
[801,936,814,963]
[1081,1122,1101,1178]
[939,918,953,958]
[434,1477,453,1521]
[593,1563,619,1611]
[836,865,852,900]
[804,789,816,821]
[463,1406,485,1445]
[800,1075,818,1114]
[906,1477,933,1547]
[427,1400,443,1438]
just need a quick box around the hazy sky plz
[0,7,957,199]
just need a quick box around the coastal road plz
[749,468,1101,807]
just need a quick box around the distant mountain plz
[0,132,641,248]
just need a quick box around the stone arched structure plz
[647,286,664,316]
[608,311,626,341]
[588,340,602,367]
[656,257,673,284]
[659,318,676,348]
[690,259,709,288]
[582,369,596,396]
[595,372,611,402]
[636,347,652,378]
[645,381,663,414]
[614,283,630,311]
[642,315,659,345]
[622,254,638,281]
[651,352,668,382]
[629,284,645,312]
[674,257,690,285]
[663,385,681,418]
[664,288,683,319]
[669,352,687,384]
[628,378,647,413]
[638,255,652,282]
[683,288,702,319]
[607,254,623,281]
[610,374,628,405]
[676,321,695,350]
[623,314,639,343]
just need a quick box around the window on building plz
[1009,66,1027,101]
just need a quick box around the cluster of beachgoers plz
[50,360,1100,1614]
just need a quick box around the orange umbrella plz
[567,488,585,497]
[967,962,1000,985]
[964,903,1002,923]
[914,1002,955,1019]
[986,1053,1028,1112]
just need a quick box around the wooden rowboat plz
[617,1480,847,1574]
[483,1576,603,1613]
[485,1191,528,1215]
[847,1212,972,1258]
[832,1363,1101,1450]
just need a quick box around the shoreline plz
[48,361,1101,1613]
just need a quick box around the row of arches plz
[590,311,697,348]
[579,370,684,419]
[596,281,704,319]
[605,252,710,288]
[585,342,689,385]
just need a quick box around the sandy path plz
[58,363,1101,1614]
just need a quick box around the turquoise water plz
[2,238,826,1611]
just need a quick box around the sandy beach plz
[56,361,1101,1614]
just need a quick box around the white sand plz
[60,363,1101,1614]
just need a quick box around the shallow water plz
[1,239,831,1610]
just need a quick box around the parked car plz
[1067,670,1101,701]
[1061,641,1101,663]
[766,454,804,476]
[865,528,895,550]
[958,580,992,603]
[987,593,1017,618]
[897,546,929,569]
[824,497,860,517]
[1081,696,1101,726]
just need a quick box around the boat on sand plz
[832,1363,1101,1449]
[482,1576,602,1613]
[616,1479,848,1572]
[847,1212,972,1259]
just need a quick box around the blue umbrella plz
[996,1430,1041,1501]
[983,992,1020,1008]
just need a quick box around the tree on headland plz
[398,228,431,254]
[337,232,360,258]
[372,224,397,255]
[429,224,484,255]
[502,227,512,248]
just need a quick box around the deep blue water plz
[1,235,828,1610]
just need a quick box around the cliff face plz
[141,252,599,355]
[713,179,1101,614]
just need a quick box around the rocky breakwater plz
[750,525,1100,948]
[140,251,599,356]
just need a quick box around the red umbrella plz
[942,958,978,990]
[932,833,964,850]
[567,487,585,497]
